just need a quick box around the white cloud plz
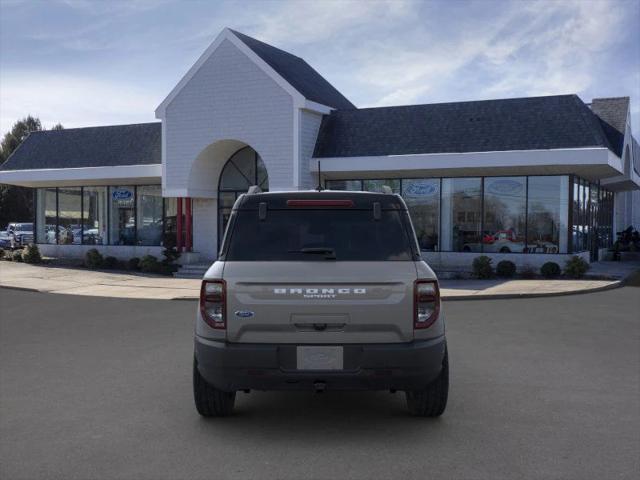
[0,72,158,132]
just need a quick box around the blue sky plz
[1,0,639,135]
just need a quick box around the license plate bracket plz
[296,346,344,370]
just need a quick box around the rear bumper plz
[194,336,446,392]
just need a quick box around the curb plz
[0,285,40,293]
[441,280,623,301]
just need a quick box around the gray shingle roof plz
[0,122,161,171]
[313,94,616,158]
[230,29,355,110]
[590,97,629,157]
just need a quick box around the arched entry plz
[218,146,269,247]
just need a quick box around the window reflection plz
[36,188,57,244]
[109,186,136,245]
[441,178,482,252]
[136,186,163,246]
[82,187,107,245]
[483,177,526,253]
[402,179,440,251]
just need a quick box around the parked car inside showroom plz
[5,223,34,249]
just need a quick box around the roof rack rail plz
[247,185,262,195]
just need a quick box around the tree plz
[0,116,63,228]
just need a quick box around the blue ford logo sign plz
[111,189,133,200]
[404,181,438,197]
[235,310,254,318]
[488,179,523,196]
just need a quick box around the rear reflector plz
[287,199,354,207]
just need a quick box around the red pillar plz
[185,198,192,252]
[176,197,183,252]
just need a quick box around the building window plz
[527,176,569,253]
[325,180,362,191]
[82,187,107,245]
[482,177,526,253]
[109,186,136,245]
[402,179,440,251]
[136,185,163,246]
[363,179,400,193]
[36,188,57,244]
[57,187,82,245]
[217,146,269,249]
[441,178,482,252]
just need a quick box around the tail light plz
[200,280,226,329]
[414,280,440,329]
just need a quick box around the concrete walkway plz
[2,261,637,301]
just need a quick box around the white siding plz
[192,198,218,260]
[163,39,294,194]
[298,110,323,189]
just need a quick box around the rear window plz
[223,209,417,261]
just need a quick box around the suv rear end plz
[193,191,448,417]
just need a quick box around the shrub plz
[496,260,516,278]
[0,249,5,260]
[472,256,493,279]
[565,256,590,279]
[103,256,118,269]
[22,244,42,264]
[139,255,160,273]
[85,248,103,269]
[161,232,180,266]
[127,257,140,271]
[12,250,23,262]
[519,265,536,279]
[540,262,561,279]
[158,263,179,276]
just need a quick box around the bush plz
[565,256,589,279]
[139,255,160,273]
[22,244,42,264]
[103,256,118,269]
[496,260,516,278]
[12,250,23,262]
[85,248,103,269]
[540,262,561,279]
[158,263,179,276]
[0,249,5,260]
[519,265,536,279]
[472,256,494,279]
[127,257,140,271]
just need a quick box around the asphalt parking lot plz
[1,286,639,480]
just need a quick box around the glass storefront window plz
[325,180,363,191]
[402,179,440,251]
[36,188,57,244]
[164,197,177,247]
[109,186,136,245]
[527,176,569,253]
[136,186,163,246]
[363,179,400,193]
[82,187,107,245]
[441,178,482,252]
[483,177,526,253]
[57,188,82,245]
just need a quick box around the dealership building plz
[1,28,639,271]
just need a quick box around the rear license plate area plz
[296,346,343,370]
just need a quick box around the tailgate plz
[223,261,417,343]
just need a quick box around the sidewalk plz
[2,261,637,301]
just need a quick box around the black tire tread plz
[406,348,449,417]
[193,359,236,417]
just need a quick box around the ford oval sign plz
[235,310,254,318]
[404,181,438,197]
[111,189,133,200]
[488,179,523,196]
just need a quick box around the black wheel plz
[405,347,449,417]
[193,357,236,417]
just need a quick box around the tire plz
[405,347,449,417]
[193,358,236,417]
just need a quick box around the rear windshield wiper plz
[287,247,337,259]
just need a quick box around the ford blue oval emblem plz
[235,310,254,318]
[488,179,523,196]
[404,182,438,197]
[111,189,133,200]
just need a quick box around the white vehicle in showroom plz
[193,190,448,417]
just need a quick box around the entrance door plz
[217,146,268,250]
